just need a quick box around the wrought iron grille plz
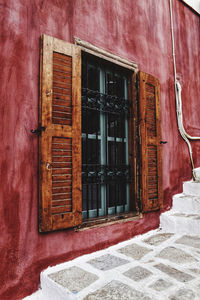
[82,88,129,115]
[81,56,130,219]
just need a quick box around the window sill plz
[74,212,142,231]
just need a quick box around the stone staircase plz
[24,169,200,300]
[160,168,200,234]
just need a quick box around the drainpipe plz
[169,0,200,181]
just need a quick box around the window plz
[81,54,130,219]
[38,34,163,232]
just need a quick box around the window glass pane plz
[82,139,100,164]
[82,110,100,135]
[107,183,126,207]
[82,184,101,211]
[115,75,124,98]
[106,72,115,95]
[108,141,125,165]
[108,114,125,138]
[106,72,125,98]
[88,66,100,91]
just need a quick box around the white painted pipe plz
[169,0,200,181]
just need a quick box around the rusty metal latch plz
[160,141,167,144]
[31,124,46,135]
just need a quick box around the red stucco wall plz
[0,0,199,299]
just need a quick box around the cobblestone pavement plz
[29,229,200,300]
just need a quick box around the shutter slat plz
[53,81,72,89]
[53,75,72,85]
[52,111,72,119]
[139,72,163,212]
[53,70,72,80]
[52,156,72,162]
[52,187,72,193]
[53,94,71,102]
[52,143,71,150]
[53,51,72,62]
[52,162,72,167]
[52,199,71,206]
[39,34,82,232]
[52,118,72,125]
[52,105,72,113]
[53,87,72,96]
[53,58,72,68]
[52,181,72,188]
[52,175,72,181]
[52,169,72,175]
[52,206,72,214]
[52,193,72,200]
[53,63,72,73]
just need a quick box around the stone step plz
[183,180,200,196]
[40,267,77,300]
[160,211,200,234]
[172,193,200,214]
[193,167,200,181]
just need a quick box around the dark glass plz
[82,184,101,210]
[115,76,124,98]
[107,183,126,207]
[108,114,125,138]
[82,139,100,164]
[108,141,125,165]
[106,72,115,95]
[82,109,100,135]
[88,66,100,91]
[106,72,125,98]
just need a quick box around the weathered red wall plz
[0,0,199,299]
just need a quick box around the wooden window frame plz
[74,37,138,71]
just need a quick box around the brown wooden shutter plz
[39,34,82,232]
[139,71,163,212]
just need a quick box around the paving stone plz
[188,268,200,275]
[48,266,98,293]
[83,280,151,300]
[154,263,194,282]
[118,243,152,260]
[169,288,195,300]
[87,254,129,271]
[193,282,200,294]
[175,235,200,249]
[156,247,196,263]
[123,266,152,282]
[143,233,174,246]
[149,279,173,291]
